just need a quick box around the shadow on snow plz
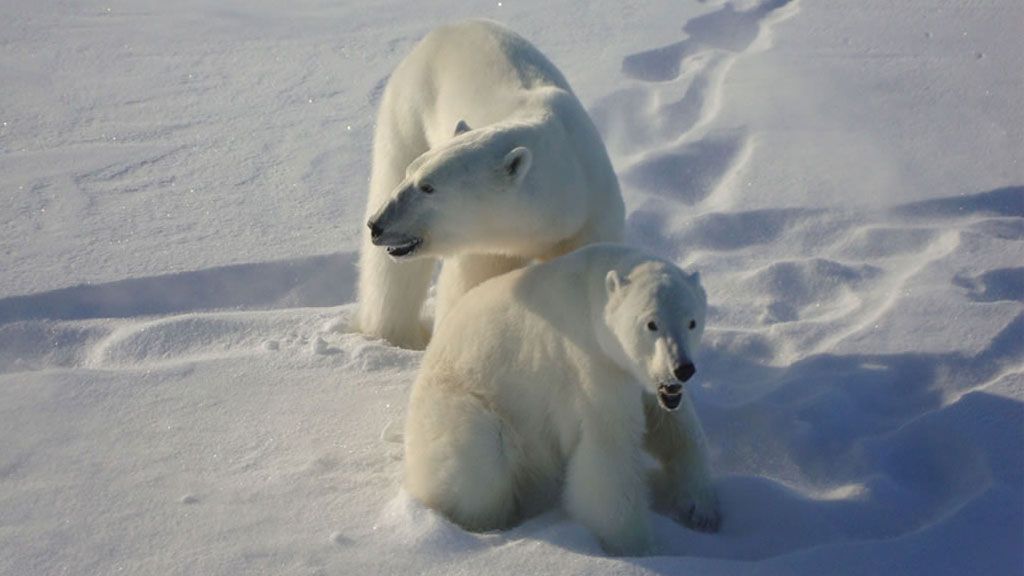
[0,251,357,325]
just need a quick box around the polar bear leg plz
[356,117,434,349]
[564,425,652,556]
[434,254,529,329]
[643,393,721,532]
[404,389,517,531]
[356,236,433,349]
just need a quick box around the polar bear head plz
[367,121,580,259]
[599,259,707,411]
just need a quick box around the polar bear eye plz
[419,183,435,194]
[646,321,658,332]
[689,320,697,330]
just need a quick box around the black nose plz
[673,363,696,382]
[367,220,383,240]
[662,382,682,395]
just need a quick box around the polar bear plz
[357,19,624,350]
[403,244,720,556]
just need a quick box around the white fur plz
[404,244,720,555]
[356,19,624,349]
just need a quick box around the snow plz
[1,1,1022,575]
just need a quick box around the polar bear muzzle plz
[657,382,683,411]
[673,362,696,382]
[367,219,423,258]
[384,238,422,258]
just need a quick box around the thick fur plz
[404,244,720,555]
[356,19,624,349]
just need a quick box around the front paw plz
[675,490,721,533]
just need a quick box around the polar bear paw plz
[675,490,721,533]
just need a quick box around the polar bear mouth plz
[384,238,422,258]
[657,383,683,411]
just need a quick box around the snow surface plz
[2,1,1023,574]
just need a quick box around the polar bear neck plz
[510,243,628,358]
[575,244,652,377]
[507,259,653,422]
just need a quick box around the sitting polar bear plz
[404,244,720,556]
[357,19,624,350]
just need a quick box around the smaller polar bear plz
[404,244,720,555]
[357,19,624,350]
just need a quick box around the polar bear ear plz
[454,119,472,136]
[503,147,532,185]
[605,270,622,295]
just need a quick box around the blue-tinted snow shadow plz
[953,266,1024,303]
[625,186,1023,265]
[513,315,1023,569]
[0,251,357,324]
[621,0,796,82]
[660,314,1021,565]
[626,204,827,262]
[627,392,1024,575]
[892,186,1023,219]
[621,133,747,206]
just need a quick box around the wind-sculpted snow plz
[1,0,1022,575]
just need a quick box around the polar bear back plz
[387,19,574,141]
[417,245,649,412]
[422,247,600,372]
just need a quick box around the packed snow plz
[2,1,1022,575]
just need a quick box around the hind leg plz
[564,421,652,555]
[355,108,434,349]
[404,388,517,531]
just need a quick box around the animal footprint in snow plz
[622,133,748,205]
[621,0,798,82]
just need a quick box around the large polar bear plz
[404,244,721,556]
[357,19,624,350]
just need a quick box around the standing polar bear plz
[404,244,721,556]
[357,19,624,350]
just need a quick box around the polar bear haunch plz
[403,244,720,555]
[356,19,625,349]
